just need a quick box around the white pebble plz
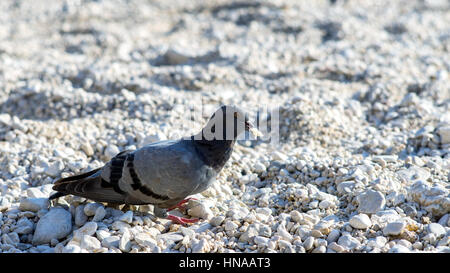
[349,214,372,229]
[102,236,120,248]
[32,208,72,245]
[84,203,102,217]
[104,145,120,160]
[209,215,225,227]
[383,221,406,236]
[134,232,158,248]
[19,198,49,212]
[119,210,133,224]
[92,206,106,222]
[80,235,101,251]
[357,190,385,214]
[427,223,446,238]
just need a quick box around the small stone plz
[271,151,288,161]
[427,223,446,238]
[277,227,293,242]
[191,238,210,253]
[180,227,196,239]
[438,214,449,227]
[255,207,272,216]
[119,229,132,252]
[2,232,20,245]
[96,230,111,241]
[0,197,11,211]
[102,236,120,248]
[138,132,167,147]
[224,221,238,231]
[32,208,72,245]
[383,221,406,236]
[135,233,158,248]
[19,198,49,212]
[357,190,385,214]
[92,206,106,222]
[437,126,450,144]
[259,225,272,237]
[0,113,11,126]
[157,232,184,242]
[368,236,387,248]
[84,203,102,216]
[388,244,410,253]
[349,214,372,229]
[104,145,120,160]
[119,210,133,224]
[112,220,131,231]
[312,245,326,253]
[327,229,340,243]
[253,162,266,173]
[14,218,34,234]
[337,181,356,194]
[44,160,65,177]
[75,205,88,226]
[318,200,333,209]
[80,235,101,251]
[239,224,259,243]
[187,203,213,220]
[310,230,323,238]
[328,242,346,253]
[412,242,423,250]
[303,236,314,250]
[278,240,293,251]
[290,210,302,223]
[62,244,82,253]
[337,234,361,250]
[26,187,47,198]
[254,235,269,246]
[74,222,98,240]
[81,142,94,156]
[210,215,225,227]
[161,49,190,65]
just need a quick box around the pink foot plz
[167,197,198,211]
[167,214,200,225]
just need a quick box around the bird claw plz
[167,197,198,212]
[167,214,199,225]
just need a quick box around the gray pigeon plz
[49,105,261,224]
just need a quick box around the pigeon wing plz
[119,140,214,207]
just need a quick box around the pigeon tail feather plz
[51,168,127,204]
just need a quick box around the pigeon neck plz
[191,133,236,172]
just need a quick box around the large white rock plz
[19,197,49,212]
[73,222,98,241]
[104,145,120,160]
[187,203,213,220]
[427,223,446,238]
[408,180,450,216]
[337,234,361,250]
[134,232,158,249]
[357,190,385,214]
[32,208,72,245]
[44,160,65,177]
[383,221,406,236]
[349,214,372,229]
[80,235,101,251]
[437,126,450,144]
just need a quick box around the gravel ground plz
[0,0,449,253]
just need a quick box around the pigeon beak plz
[245,121,263,137]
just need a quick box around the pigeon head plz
[200,105,259,141]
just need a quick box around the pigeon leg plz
[167,197,198,211]
[167,214,200,225]
[155,204,199,226]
